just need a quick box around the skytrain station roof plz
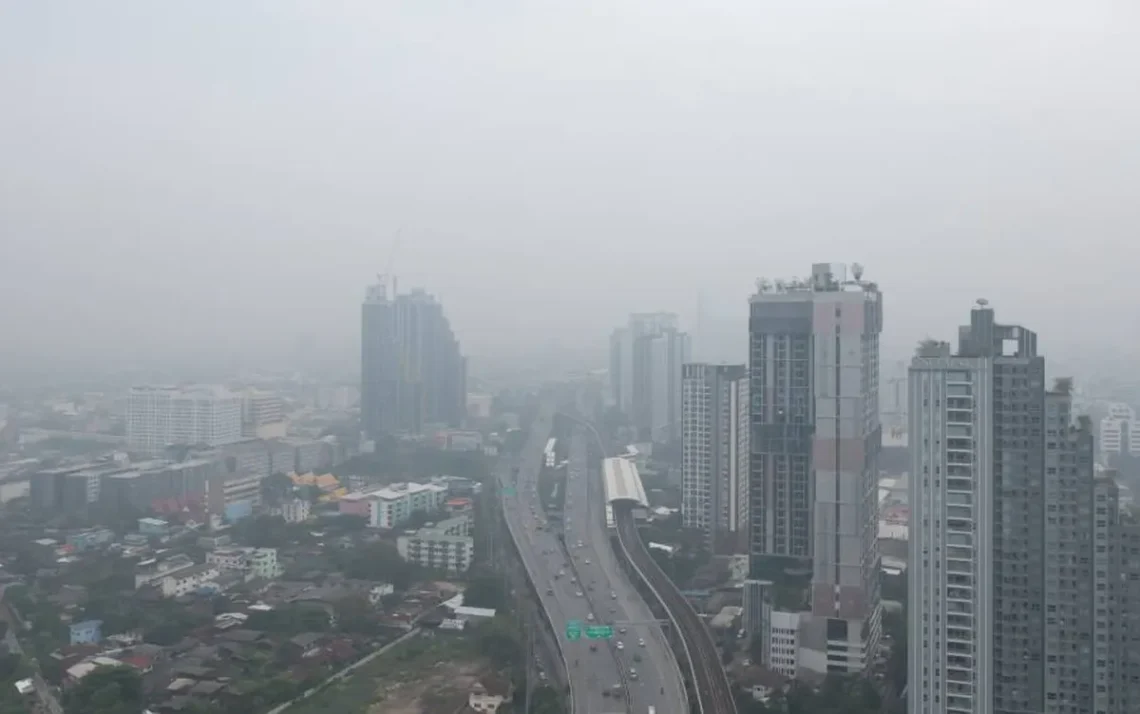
[602,456,648,508]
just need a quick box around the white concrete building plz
[767,610,800,679]
[205,547,282,580]
[681,363,749,553]
[241,390,286,438]
[281,498,310,523]
[126,385,243,456]
[1100,402,1140,459]
[369,482,447,528]
[250,548,282,579]
[397,516,475,573]
[160,564,221,597]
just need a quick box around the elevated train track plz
[613,503,736,714]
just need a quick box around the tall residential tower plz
[748,262,883,674]
[361,281,466,440]
[610,313,691,443]
[908,304,1131,714]
[681,363,749,553]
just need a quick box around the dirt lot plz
[368,658,485,714]
[290,632,490,714]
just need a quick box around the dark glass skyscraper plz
[361,281,467,440]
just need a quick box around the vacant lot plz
[288,633,489,714]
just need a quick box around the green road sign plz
[503,486,517,497]
[585,625,614,639]
[565,620,582,641]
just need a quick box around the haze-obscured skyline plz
[4,1,1139,375]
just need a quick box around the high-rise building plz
[1100,403,1140,458]
[609,313,690,443]
[748,262,882,675]
[361,281,467,440]
[126,386,243,457]
[907,304,1133,714]
[241,390,286,439]
[681,363,749,553]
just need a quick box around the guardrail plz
[613,508,704,714]
[614,507,736,714]
[606,527,690,714]
[563,430,634,714]
[499,479,576,714]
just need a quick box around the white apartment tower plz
[127,386,243,457]
[1099,403,1140,458]
[681,363,749,553]
[909,341,995,714]
[610,313,691,443]
[909,304,1112,714]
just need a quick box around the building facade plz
[610,313,691,443]
[681,363,749,553]
[361,282,467,439]
[126,386,243,457]
[397,518,475,574]
[1100,403,1140,459]
[748,262,883,674]
[907,304,1133,714]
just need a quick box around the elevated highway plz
[563,429,687,714]
[498,405,629,714]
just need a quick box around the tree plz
[64,665,143,714]
[335,594,380,635]
[462,570,507,609]
[333,541,419,590]
[473,617,522,669]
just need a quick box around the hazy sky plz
[3,1,1139,373]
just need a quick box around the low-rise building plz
[767,610,800,679]
[134,554,195,589]
[65,528,115,552]
[468,674,513,714]
[205,547,282,580]
[369,482,447,528]
[397,517,475,574]
[69,620,102,645]
[160,564,221,598]
[281,499,310,523]
[137,517,170,536]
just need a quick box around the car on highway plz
[616,641,624,650]
[584,558,591,565]
[618,627,627,634]
[610,591,617,599]
[629,668,639,680]
[546,587,554,595]
[638,638,646,647]
[587,613,595,621]
[590,643,598,652]
[575,590,583,597]
[633,653,642,663]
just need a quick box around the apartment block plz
[126,385,243,456]
[396,516,475,573]
[681,363,749,553]
[610,313,691,443]
[749,262,882,675]
[907,304,1133,714]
